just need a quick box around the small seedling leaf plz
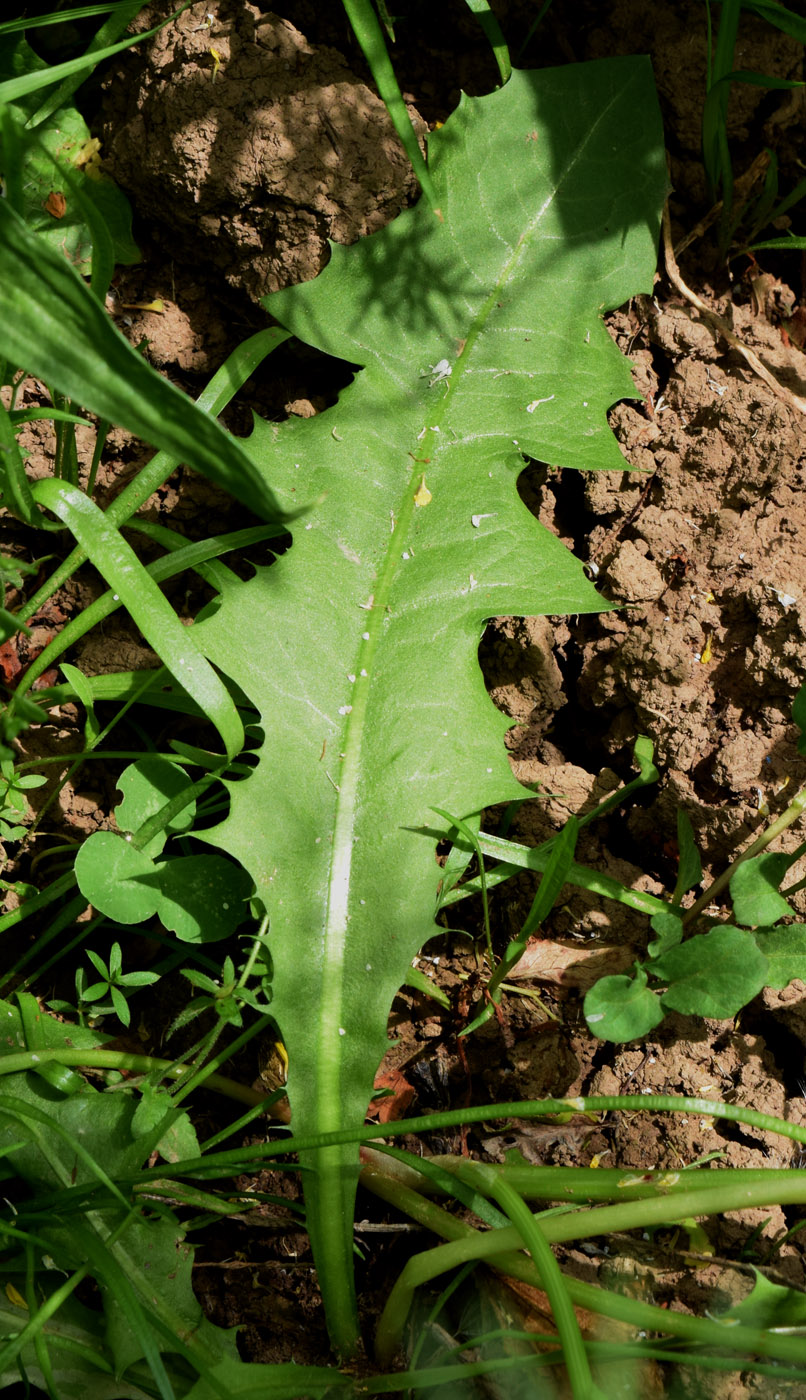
[730,851,795,927]
[674,808,702,901]
[583,963,664,1042]
[647,908,684,959]
[633,734,660,784]
[655,925,768,1018]
[131,1083,200,1163]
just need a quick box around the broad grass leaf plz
[182,1359,353,1400]
[655,926,769,1018]
[190,59,666,1347]
[31,481,245,760]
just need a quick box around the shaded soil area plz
[4,0,806,1392]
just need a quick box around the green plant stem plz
[0,1255,96,1380]
[236,913,271,990]
[0,1047,267,1107]
[477,1166,603,1400]
[462,0,512,85]
[124,1095,806,1190]
[361,1145,798,1206]
[0,870,77,936]
[683,781,806,926]
[367,1161,806,1368]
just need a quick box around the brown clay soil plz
[4,0,806,1393]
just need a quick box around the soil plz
[5,0,806,1393]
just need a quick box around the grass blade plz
[30,480,245,760]
[0,200,286,522]
[340,0,441,217]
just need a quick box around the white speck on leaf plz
[347,673,356,683]
[425,358,452,387]
[339,1027,346,1036]
[338,705,352,716]
[362,631,370,641]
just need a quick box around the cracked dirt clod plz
[102,1,424,303]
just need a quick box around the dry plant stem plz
[662,202,806,415]
[673,149,770,258]
[683,781,806,926]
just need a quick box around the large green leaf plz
[189,59,665,1352]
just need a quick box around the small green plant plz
[438,694,806,1046]
[703,0,806,256]
[52,940,160,1027]
[0,760,45,853]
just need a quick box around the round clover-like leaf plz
[115,756,197,858]
[74,830,161,923]
[155,855,253,943]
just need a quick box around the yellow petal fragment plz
[413,474,432,507]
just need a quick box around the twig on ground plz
[663,202,806,416]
